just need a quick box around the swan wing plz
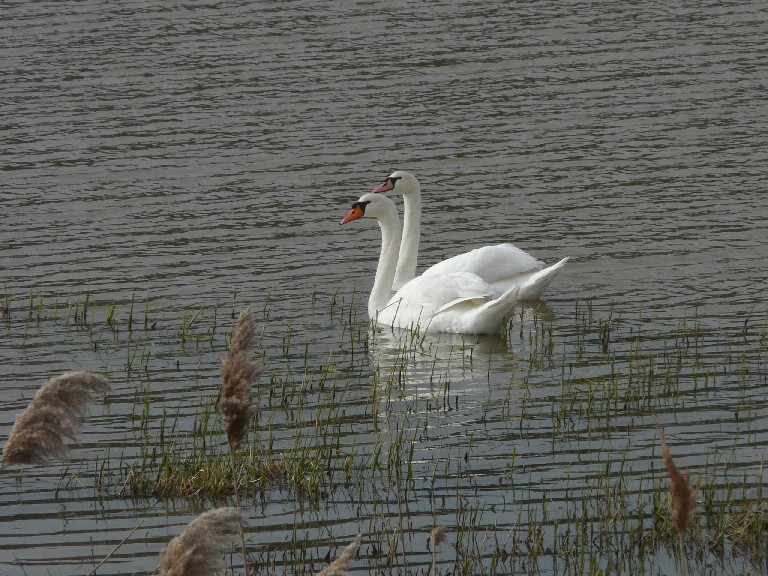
[379,271,494,323]
[377,271,521,334]
[393,271,493,306]
[421,244,544,284]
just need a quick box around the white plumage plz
[340,193,519,334]
[370,170,569,298]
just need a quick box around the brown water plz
[2,1,767,575]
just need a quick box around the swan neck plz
[395,186,421,288]
[369,207,401,318]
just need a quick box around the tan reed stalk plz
[660,429,694,576]
[159,507,243,576]
[219,307,262,576]
[87,520,145,576]
[429,525,448,576]
[315,534,362,576]
[2,371,109,467]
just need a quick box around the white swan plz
[340,193,520,334]
[370,170,569,298]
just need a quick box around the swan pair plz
[340,171,569,334]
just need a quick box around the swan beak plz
[340,204,364,225]
[371,179,395,194]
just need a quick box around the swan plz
[340,193,520,334]
[370,170,569,298]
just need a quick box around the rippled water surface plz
[2,1,767,575]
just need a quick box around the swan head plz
[339,192,399,225]
[370,170,420,196]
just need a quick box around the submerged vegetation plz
[1,288,767,575]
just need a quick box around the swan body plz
[340,193,520,334]
[370,170,569,299]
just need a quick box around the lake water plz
[1,1,767,575]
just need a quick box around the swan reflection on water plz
[365,301,557,403]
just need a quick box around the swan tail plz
[459,285,520,333]
[519,257,569,300]
[434,295,491,316]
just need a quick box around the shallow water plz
[2,1,767,575]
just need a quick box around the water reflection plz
[369,323,500,392]
[367,300,556,400]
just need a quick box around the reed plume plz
[219,307,261,451]
[660,430,694,533]
[315,534,362,576]
[429,526,448,576]
[159,507,243,576]
[219,307,261,576]
[429,525,448,550]
[660,429,694,576]
[2,372,109,466]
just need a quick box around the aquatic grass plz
[2,288,768,575]
[124,442,291,500]
[122,359,356,503]
[1,287,10,321]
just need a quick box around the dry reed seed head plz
[220,351,263,393]
[219,307,262,452]
[159,507,243,576]
[660,430,695,534]
[3,409,72,465]
[315,534,362,576]
[2,372,109,466]
[429,525,448,550]
[218,394,254,451]
[229,307,256,355]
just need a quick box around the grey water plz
[1,1,767,575]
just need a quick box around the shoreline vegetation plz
[1,288,766,575]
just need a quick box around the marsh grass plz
[1,289,10,321]
[1,290,767,576]
[170,301,765,572]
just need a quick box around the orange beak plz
[340,204,365,225]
